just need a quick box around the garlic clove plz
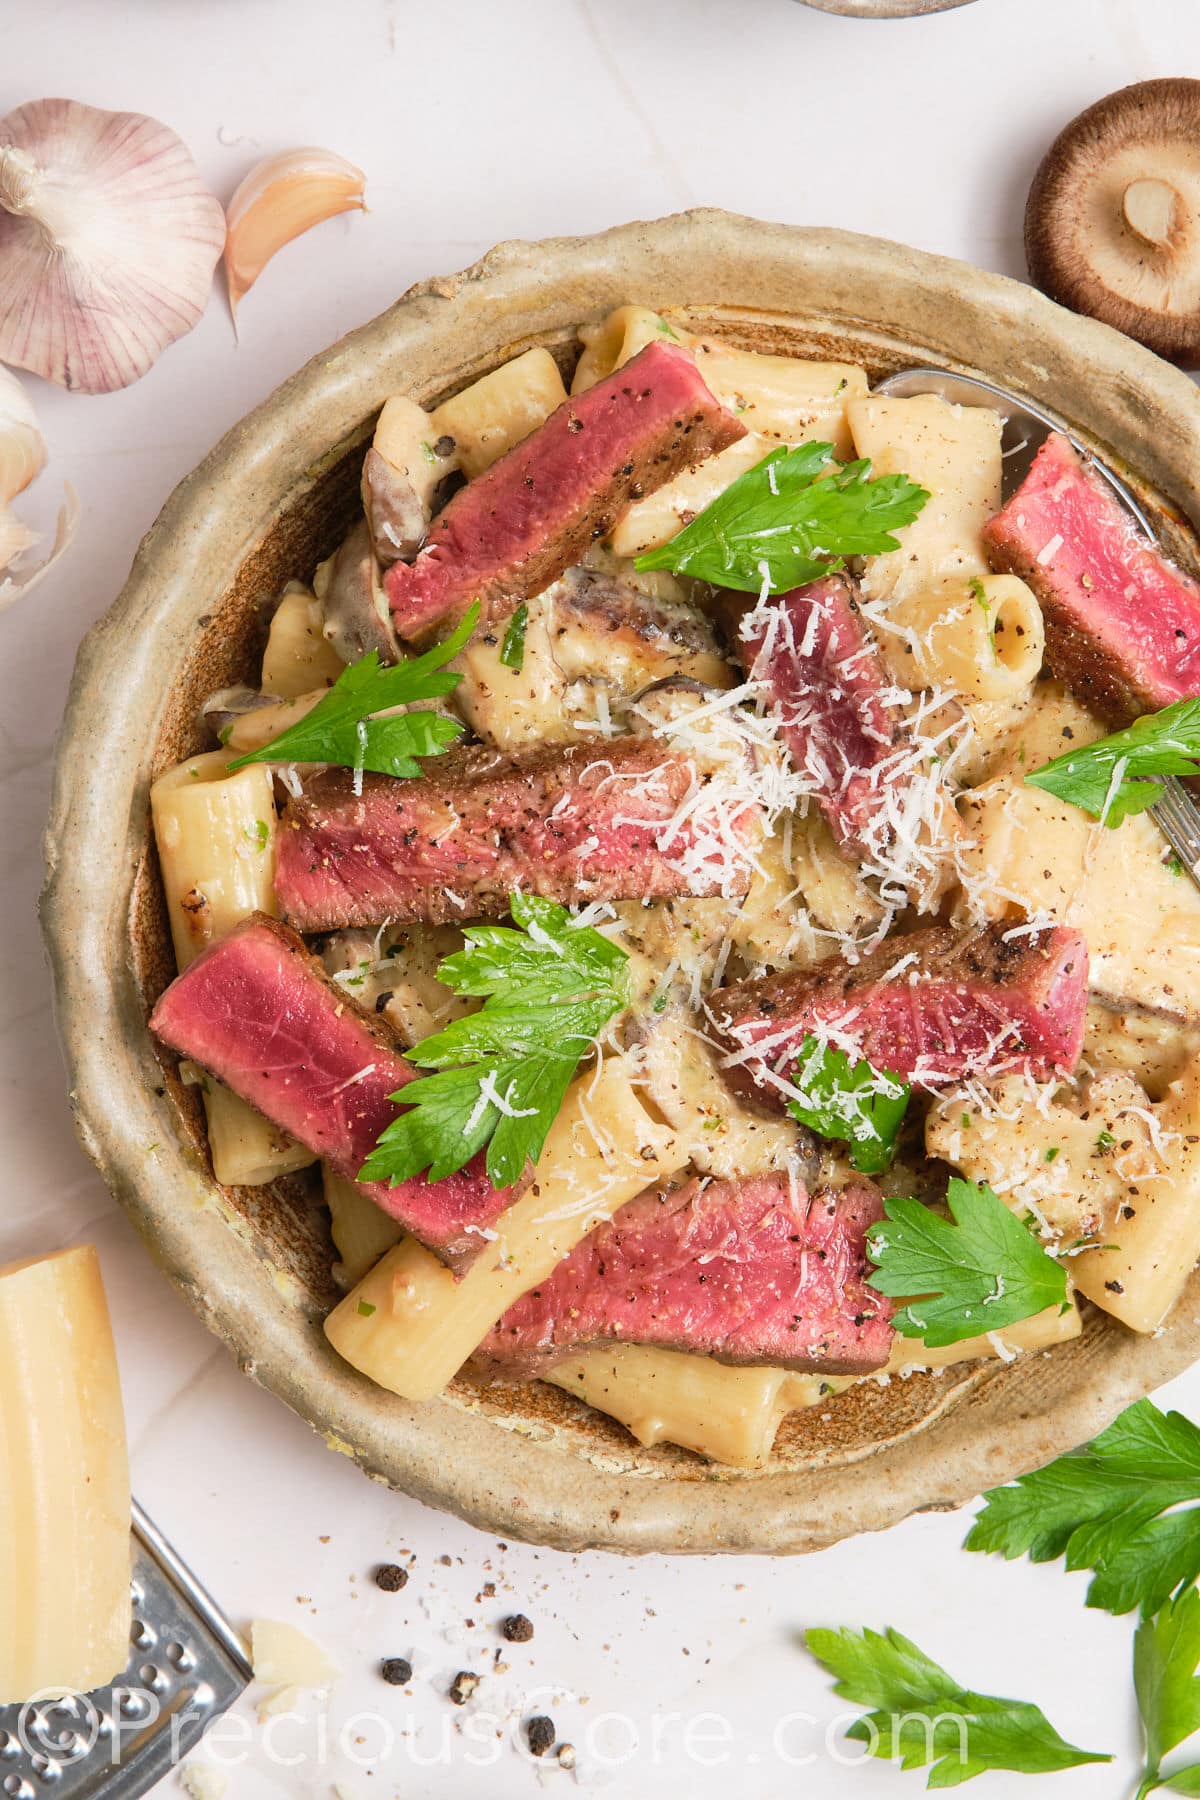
[0,98,225,394]
[0,365,78,613]
[223,148,366,319]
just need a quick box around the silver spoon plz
[875,364,1200,892]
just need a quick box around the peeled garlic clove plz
[0,98,226,394]
[0,365,77,613]
[223,148,366,317]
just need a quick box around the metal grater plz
[0,1501,251,1800]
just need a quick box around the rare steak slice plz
[983,432,1200,726]
[473,1172,892,1376]
[710,921,1088,1109]
[727,575,906,853]
[385,340,746,644]
[274,735,758,931]
[149,914,521,1270]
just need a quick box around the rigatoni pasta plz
[260,581,344,698]
[431,347,567,480]
[151,750,315,1184]
[144,310,1200,1480]
[324,1057,686,1402]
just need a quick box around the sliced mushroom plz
[200,684,285,744]
[320,923,476,1047]
[361,447,428,568]
[449,566,736,752]
[367,395,459,566]
[635,1009,815,1184]
[1026,79,1200,363]
[316,519,400,664]
[549,566,734,694]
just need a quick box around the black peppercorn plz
[527,1715,555,1758]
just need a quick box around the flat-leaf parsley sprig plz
[1025,696,1200,828]
[634,441,930,594]
[227,603,477,780]
[804,1624,1111,1787]
[787,1035,910,1174]
[967,1398,1200,1619]
[358,893,632,1190]
[867,1177,1069,1347]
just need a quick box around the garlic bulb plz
[0,366,77,613]
[223,148,366,319]
[0,98,226,393]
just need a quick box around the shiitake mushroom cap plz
[1025,78,1200,366]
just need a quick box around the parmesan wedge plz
[0,1246,131,1702]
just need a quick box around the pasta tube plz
[1073,1064,1200,1332]
[848,393,1002,600]
[260,582,344,698]
[547,1298,1083,1471]
[151,750,315,1184]
[151,750,279,968]
[373,393,461,502]
[608,435,772,559]
[324,1167,403,1289]
[431,347,567,480]
[325,1057,686,1401]
[877,1299,1082,1374]
[881,572,1044,704]
[573,305,867,455]
[957,765,1200,1019]
[545,1347,796,1470]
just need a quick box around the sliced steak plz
[726,576,905,852]
[149,914,521,1270]
[473,1172,892,1377]
[709,921,1088,1109]
[983,432,1200,726]
[384,340,745,645]
[274,735,758,931]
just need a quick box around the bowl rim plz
[41,208,1200,1554]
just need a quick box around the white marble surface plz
[5,1,1200,1793]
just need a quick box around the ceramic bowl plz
[797,0,976,16]
[42,210,1200,1554]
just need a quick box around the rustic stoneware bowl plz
[797,0,976,16]
[42,210,1200,1554]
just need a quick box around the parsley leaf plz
[866,1178,1068,1347]
[226,604,477,779]
[805,1624,1111,1786]
[1025,697,1200,828]
[500,602,528,672]
[633,442,930,594]
[357,894,631,1190]
[787,1035,910,1174]
[966,1399,1200,1618]
[1135,1586,1200,1799]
